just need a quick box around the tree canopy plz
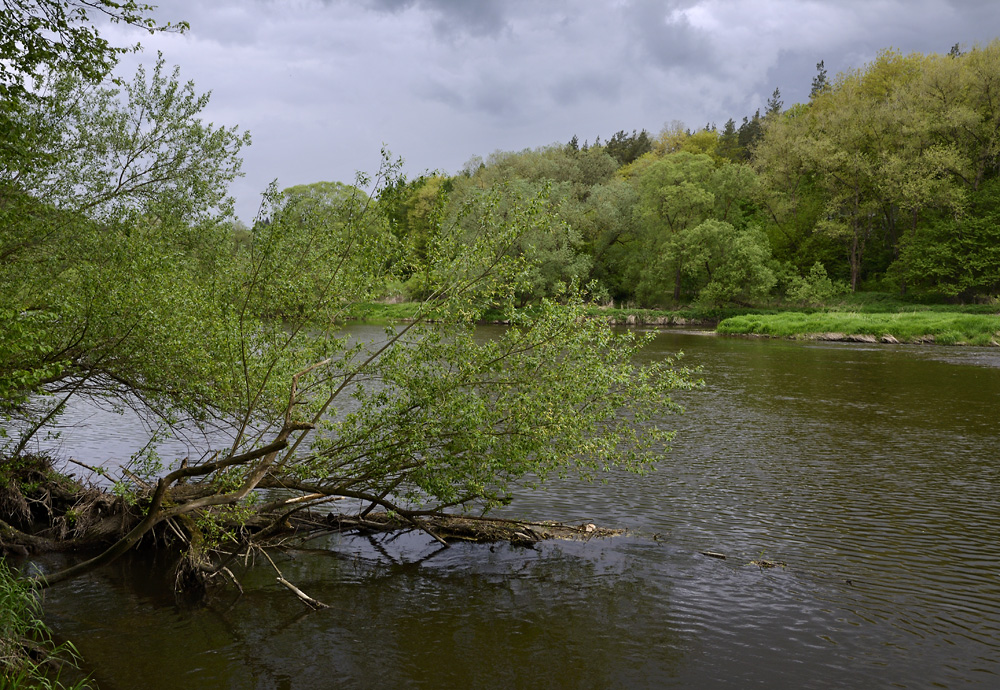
[0,1,185,176]
[0,0,184,95]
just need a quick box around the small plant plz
[935,330,962,345]
[0,562,90,689]
[111,480,138,507]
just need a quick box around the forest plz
[379,44,1000,309]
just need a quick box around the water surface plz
[39,331,1000,689]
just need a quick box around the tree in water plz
[1,67,697,604]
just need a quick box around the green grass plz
[717,311,1000,345]
[0,562,90,689]
[829,291,1000,314]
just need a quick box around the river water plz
[37,330,1000,689]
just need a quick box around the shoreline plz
[715,311,1000,347]
[345,303,1000,347]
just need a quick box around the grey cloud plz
[418,79,466,109]
[418,74,536,124]
[144,0,265,47]
[549,71,624,109]
[468,83,530,121]
[366,0,512,37]
[622,0,717,72]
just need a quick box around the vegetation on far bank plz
[376,42,1000,312]
[348,297,1000,346]
[717,312,1000,345]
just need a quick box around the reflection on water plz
[39,331,1000,689]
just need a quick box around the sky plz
[104,0,1000,222]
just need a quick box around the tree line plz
[380,43,1000,308]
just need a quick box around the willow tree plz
[0,0,185,176]
[1,65,696,595]
[629,151,770,306]
[634,152,717,303]
[6,174,696,591]
[1,57,251,464]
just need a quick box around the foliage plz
[377,173,449,298]
[22,160,696,592]
[893,178,1000,299]
[631,152,764,305]
[0,561,88,689]
[269,179,394,311]
[717,311,1000,344]
[0,61,698,590]
[447,149,603,304]
[0,1,183,93]
[603,129,653,166]
[690,222,776,307]
[16,55,251,223]
[784,262,846,306]
[754,42,1000,297]
[810,60,829,99]
[1,59,250,458]
[578,177,642,300]
[633,151,716,303]
[301,298,696,510]
[0,0,185,175]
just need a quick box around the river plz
[37,329,1000,689]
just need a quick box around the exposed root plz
[1,454,143,553]
[171,514,213,599]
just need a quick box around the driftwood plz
[325,511,625,547]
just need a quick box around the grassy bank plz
[344,299,1000,346]
[827,292,1000,315]
[0,561,89,689]
[717,311,1000,346]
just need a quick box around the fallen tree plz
[2,152,696,599]
[0,48,696,606]
[2,265,693,595]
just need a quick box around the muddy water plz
[39,331,1000,689]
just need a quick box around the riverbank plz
[347,300,1000,345]
[342,301,746,327]
[717,311,1000,346]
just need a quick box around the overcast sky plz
[106,0,999,222]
